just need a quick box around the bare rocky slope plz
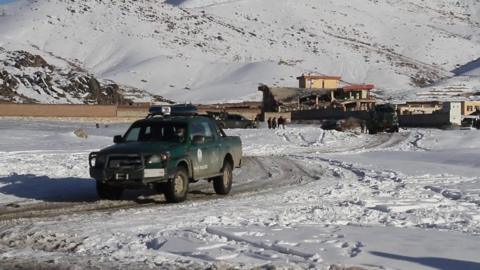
[0,47,166,104]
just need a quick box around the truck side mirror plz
[192,135,205,145]
[113,135,124,144]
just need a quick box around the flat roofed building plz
[461,101,480,116]
[258,85,330,112]
[296,74,341,89]
[342,84,375,100]
[398,101,443,115]
[259,74,376,114]
[258,84,375,113]
[443,102,462,125]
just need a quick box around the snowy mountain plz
[0,0,479,103]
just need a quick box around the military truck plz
[89,105,242,203]
[207,111,257,129]
[367,104,399,134]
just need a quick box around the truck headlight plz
[147,152,170,164]
[96,155,105,165]
[92,154,106,167]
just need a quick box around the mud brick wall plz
[291,109,370,121]
[116,106,149,118]
[0,104,117,117]
[399,113,451,127]
[197,108,261,120]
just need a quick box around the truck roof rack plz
[147,104,198,118]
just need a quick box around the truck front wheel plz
[164,167,189,203]
[213,161,233,195]
[96,182,123,200]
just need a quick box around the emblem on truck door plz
[197,148,203,163]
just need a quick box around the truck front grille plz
[108,155,143,169]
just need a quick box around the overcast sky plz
[0,0,15,4]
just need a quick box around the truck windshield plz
[124,122,187,143]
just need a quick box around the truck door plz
[189,120,217,178]
[209,120,224,173]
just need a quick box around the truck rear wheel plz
[96,181,123,200]
[213,161,233,195]
[164,167,189,203]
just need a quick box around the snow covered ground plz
[0,119,479,269]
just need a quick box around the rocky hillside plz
[0,47,166,104]
[0,0,479,103]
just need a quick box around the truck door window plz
[202,122,213,139]
[125,123,186,143]
[190,122,205,140]
[125,127,141,142]
[190,121,214,141]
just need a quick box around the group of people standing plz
[267,116,286,129]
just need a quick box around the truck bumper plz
[89,152,175,188]
[90,167,171,187]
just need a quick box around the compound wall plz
[399,113,452,127]
[291,109,370,121]
[0,104,118,117]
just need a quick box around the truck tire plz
[164,167,189,203]
[96,182,123,200]
[213,161,233,195]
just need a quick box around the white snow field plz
[1,0,480,103]
[0,119,479,270]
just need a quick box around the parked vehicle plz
[89,105,242,203]
[207,111,257,129]
[367,104,399,134]
[321,119,342,131]
[321,118,363,132]
[461,116,480,129]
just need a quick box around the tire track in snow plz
[0,156,323,223]
[205,227,315,261]
[291,153,480,234]
[409,130,430,151]
[0,130,413,223]
[311,131,411,154]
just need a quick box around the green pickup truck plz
[89,106,242,203]
[367,104,399,134]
